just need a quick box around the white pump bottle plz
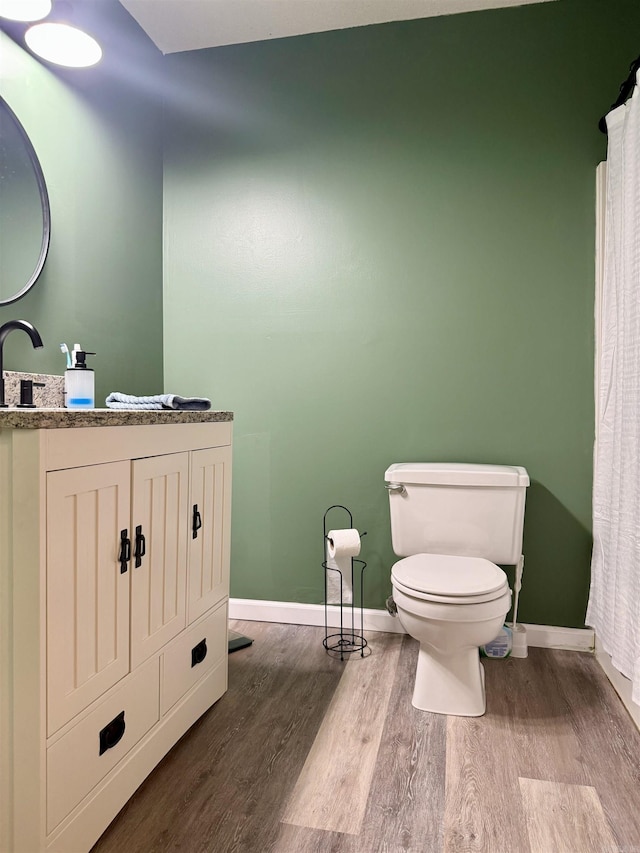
[65,344,96,409]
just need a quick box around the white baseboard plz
[594,636,640,732]
[523,623,594,652]
[228,598,595,650]
[229,598,404,634]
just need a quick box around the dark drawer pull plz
[192,504,202,539]
[191,638,207,667]
[134,525,146,568]
[119,530,131,574]
[99,711,126,755]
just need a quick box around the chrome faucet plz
[0,320,44,408]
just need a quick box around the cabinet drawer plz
[47,658,159,834]
[161,601,227,715]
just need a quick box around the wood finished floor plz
[91,622,640,853]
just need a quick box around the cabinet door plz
[47,461,131,735]
[188,445,232,624]
[130,452,189,668]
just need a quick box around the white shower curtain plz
[587,70,640,704]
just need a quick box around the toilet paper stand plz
[322,505,368,660]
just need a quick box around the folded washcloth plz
[105,392,211,411]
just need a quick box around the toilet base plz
[412,643,486,716]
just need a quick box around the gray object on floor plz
[228,630,253,653]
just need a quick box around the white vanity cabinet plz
[0,416,232,853]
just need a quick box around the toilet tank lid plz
[385,462,530,487]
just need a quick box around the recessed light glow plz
[25,22,102,68]
[0,0,51,21]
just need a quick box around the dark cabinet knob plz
[191,638,207,667]
[99,711,126,755]
[192,504,202,539]
[119,530,131,574]
[134,525,146,568]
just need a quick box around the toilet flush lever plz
[385,483,406,495]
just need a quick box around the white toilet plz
[385,462,529,717]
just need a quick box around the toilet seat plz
[391,553,509,605]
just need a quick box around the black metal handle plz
[18,380,34,407]
[192,504,202,539]
[191,638,207,667]
[99,711,126,755]
[119,529,131,574]
[134,525,146,568]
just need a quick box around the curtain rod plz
[599,54,640,134]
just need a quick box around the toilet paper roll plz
[326,529,361,560]
[325,529,360,605]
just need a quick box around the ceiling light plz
[0,0,51,21]
[25,22,102,67]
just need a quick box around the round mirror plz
[0,95,51,306]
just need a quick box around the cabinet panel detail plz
[46,658,159,834]
[130,453,189,668]
[161,601,227,715]
[188,446,232,623]
[47,462,131,736]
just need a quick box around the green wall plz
[0,0,164,403]
[163,0,640,627]
[3,0,638,628]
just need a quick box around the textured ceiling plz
[118,0,555,54]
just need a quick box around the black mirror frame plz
[0,94,51,307]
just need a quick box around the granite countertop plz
[0,408,234,429]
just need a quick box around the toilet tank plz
[385,463,529,565]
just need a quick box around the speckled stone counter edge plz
[0,408,234,429]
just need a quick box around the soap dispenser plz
[65,346,96,409]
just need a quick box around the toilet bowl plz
[391,553,511,716]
